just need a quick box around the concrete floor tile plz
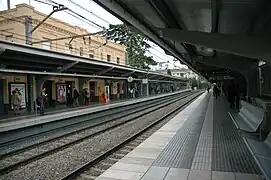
[141,166,170,180]
[126,148,162,159]
[212,171,235,180]
[188,170,211,180]
[164,168,190,180]
[95,177,121,180]
[98,169,144,180]
[110,162,149,173]
[119,156,154,166]
[234,173,261,180]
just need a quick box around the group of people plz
[208,81,240,110]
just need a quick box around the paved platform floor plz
[95,93,263,180]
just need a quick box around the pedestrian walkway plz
[95,92,263,180]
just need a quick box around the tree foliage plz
[104,24,157,69]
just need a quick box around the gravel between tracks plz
[0,93,198,180]
[0,95,182,156]
[0,100,173,169]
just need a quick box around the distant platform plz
[0,90,189,133]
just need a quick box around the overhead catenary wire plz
[34,0,104,30]
[0,30,109,57]
[0,13,107,48]
[68,0,110,25]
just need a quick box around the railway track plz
[0,91,196,176]
[0,91,189,154]
[60,91,203,180]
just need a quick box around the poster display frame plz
[55,83,67,105]
[9,82,27,110]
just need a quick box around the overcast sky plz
[0,0,187,70]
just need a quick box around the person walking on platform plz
[207,86,210,93]
[228,81,236,109]
[39,88,47,116]
[213,84,220,99]
[221,84,225,96]
[84,89,90,106]
[11,90,21,115]
[73,88,80,107]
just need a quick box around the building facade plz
[0,3,126,65]
[170,68,199,79]
[0,4,128,113]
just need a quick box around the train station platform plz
[0,90,190,133]
[96,93,263,180]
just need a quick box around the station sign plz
[209,75,233,81]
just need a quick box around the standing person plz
[73,87,79,107]
[11,90,21,115]
[84,89,90,106]
[213,84,219,99]
[221,84,225,96]
[207,86,210,93]
[227,81,236,109]
[39,88,47,116]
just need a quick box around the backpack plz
[36,98,41,106]
[74,89,79,98]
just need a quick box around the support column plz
[140,82,143,97]
[27,74,35,112]
[0,79,4,114]
[146,82,149,96]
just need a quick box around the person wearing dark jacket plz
[228,81,236,109]
[73,88,80,107]
[39,88,47,116]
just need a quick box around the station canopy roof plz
[0,40,187,83]
[93,0,266,78]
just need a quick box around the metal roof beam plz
[121,70,135,77]
[0,68,127,80]
[198,56,258,75]
[0,41,186,81]
[59,61,79,72]
[95,67,114,76]
[159,28,271,63]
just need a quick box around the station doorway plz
[89,82,96,102]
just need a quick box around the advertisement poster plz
[10,83,26,109]
[56,84,67,104]
[104,86,110,103]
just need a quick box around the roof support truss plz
[159,28,271,64]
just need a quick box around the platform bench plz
[245,133,271,180]
[230,100,265,132]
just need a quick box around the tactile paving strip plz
[152,95,210,168]
[212,99,261,174]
